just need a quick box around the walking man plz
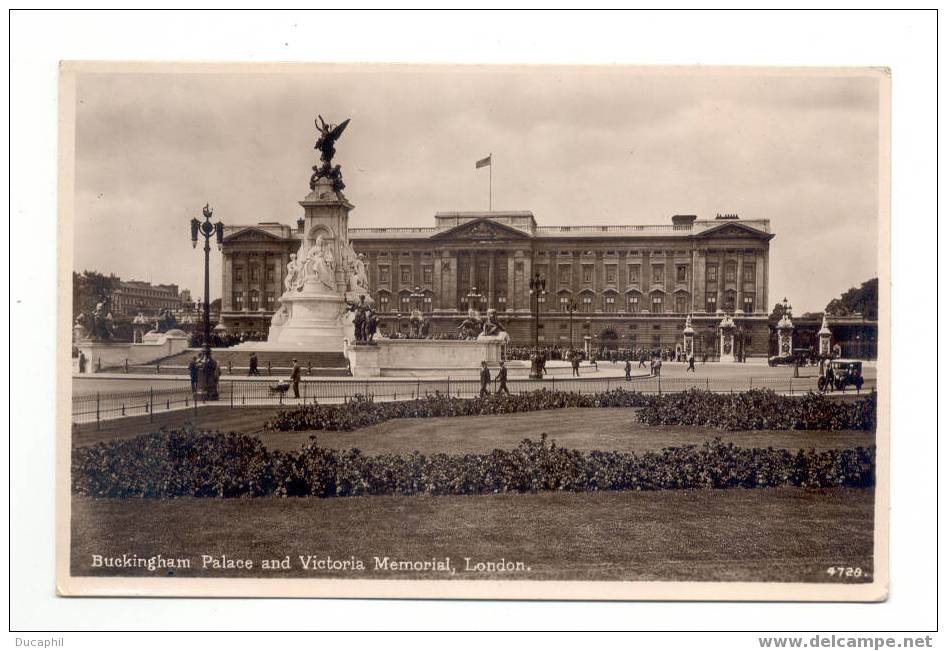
[624,359,632,381]
[479,360,491,396]
[496,361,510,394]
[687,353,696,373]
[290,358,302,399]
[571,353,580,377]
[248,352,260,376]
[78,351,87,374]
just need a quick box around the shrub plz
[72,427,876,499]
[264,388,876,433]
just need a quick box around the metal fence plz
[71,372,876,428]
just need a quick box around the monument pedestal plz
[718,314,736,363]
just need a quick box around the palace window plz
[627,264,640,284]
[400,294,411,311]
[582,264,594,283]
[724,290,736,312]
[604,294,616,313]
[378,294,390,313]
[676,265,687,283]
[250,266,260,282]
[265,291,275,309]
[743,295,755,313]
[559,295,570,312]
[706,293,717,312]
[233,292,243,311]
[725,263,737,283]
[706,264,718,283]
[422,265,433,285]
[266,264,275,282]
[627,294,640,313]
[605,264,617,284]
[675,294,688,313]
[652,264,664,283]
[423,295,433,313]
[537,294,547,312]
[234,266,244,283]
[497,294,507,312]
[581,295,593,312]
[651,294,664,313]
[378,265,390,283]
[743,263,756,284]
[400,266,412,283]
[558,264,572,285]
[248,291,260,311]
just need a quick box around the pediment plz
[694,222,774,240]
[223,227,287,243]
[431,218,531,241]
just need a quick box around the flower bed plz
[72,428,875,499]
[635,388,876,431]
[263,388,876,433]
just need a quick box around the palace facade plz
[220,211,774,357]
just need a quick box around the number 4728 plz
[827,567,863,578]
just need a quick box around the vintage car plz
[767,348,813,367]
[818,359,864,392]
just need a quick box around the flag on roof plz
[475,155,491,169]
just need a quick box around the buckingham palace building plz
[220,211,774,358]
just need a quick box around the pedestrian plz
[638,351,647,368]
[479,360,491,396]
[188,355,199,393]
[496,361,509,394]
[248,352,259,376]
[123,358,129,374]
[290,358,302,398]
[624,359,632,381]
[571,353,580,377]
[653,357,662,377]
[78,351,87,374]
[687,353,696,372]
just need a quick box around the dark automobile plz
[818,359,864,392]
[767,348,813,367]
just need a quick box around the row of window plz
[373,262,757,287]
[233,264,277,283]
[377,265,434,285]
[232,291,278,311]
[368,291,757,314]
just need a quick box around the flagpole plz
[489,152,493,211]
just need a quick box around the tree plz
[825,278,878,320]
[73,270,119,321]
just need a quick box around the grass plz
[75,406,874,455]
[71,487,874,583]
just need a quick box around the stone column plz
[506,251,515,309]
[433,249,443,310]
[715,254,723,313]
[736,252,745,313]
[692,249,705,312]
[222,252,233,313]
[488,252,495,308]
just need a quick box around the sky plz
[72,65,882,313]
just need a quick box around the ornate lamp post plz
[528,272,546,349]
[566,298,579,350]
[190,203,224,345]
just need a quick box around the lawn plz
[71,487,874,583]
[75,406,874,455]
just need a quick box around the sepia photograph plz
[56,62,889,601]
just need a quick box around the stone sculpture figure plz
[302,235,336,292]
[270,303,290,327]
[458,309,482,340]
[284,253,300,294]
[351,296,369,343]
[365,310,378,343]
[480,309,506,337]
